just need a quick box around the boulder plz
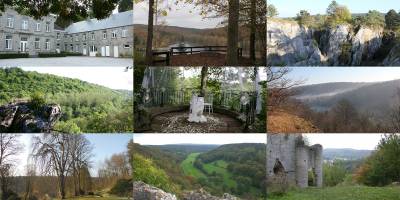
[351,27,383,65]
[183,189,240,200]
[133,181,177,200]
[0,101,61,133]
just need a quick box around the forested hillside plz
[133,143,266,199]
[0,67,133,133]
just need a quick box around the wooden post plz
[166,52,170,66]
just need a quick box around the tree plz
[354,10,385,28]
[70,135,93,196]
[146,0,155,65]
[200,67,209,97]
[385,9,400,30]
[227,0,240,65]
[267,4,278,18]
[32,134,75,199]
[1,0,118,21]
[0,134,22,199]
[296,10,313,26]
[326,1,352,27]
[118,0,133,12]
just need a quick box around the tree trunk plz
[249,0,256,65]
[59,175,66,199]
[200,67,208,97]
[145,0,155,65]
[227,0,239,66]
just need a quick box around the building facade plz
[0,8,133,57]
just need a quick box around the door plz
[20,40,28,52]
[114,46,119,58]
[83,47,87,56]
[101,46,106,57]
[106,46,110,57]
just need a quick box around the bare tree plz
[32,134,74,199]
[267,67,304,111]
[146,0,155,65]
[389,88,400,132]
[227,0,240,65]
[23,164,36,200]
[0,134,23,197]
[70,135,93,196]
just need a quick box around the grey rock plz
[183,189,240,200]
[133,181,177,200]
[383,44,400,65]
[0,101,61,133]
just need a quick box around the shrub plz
[29,92,46,112]
[0,53,29,59]
[38,53,66,57]
[110,179,132,197]
[60,51,83,56]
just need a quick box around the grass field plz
[203,160,236,188]
[180,152,207,179]
[268,186,400,200]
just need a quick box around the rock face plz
[183,189,240,200]
[267,19,325,66]
[0,101,61,133]
[133,181,177,200]
[267,19,385,66]
[383,44,400,65]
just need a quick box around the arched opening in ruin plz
[308,168,318,187]
[273,159,285,175]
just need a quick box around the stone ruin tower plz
[267,134,323,188]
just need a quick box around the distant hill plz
[324,148,373,161]
[292,79,400,118]
[147,144,219,161]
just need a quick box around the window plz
[122,29,127,38]
[45,22,50,32]
[70,44,74,51]
[5,36,12,49]
[36,23,41,31]
[75,45,79,52]
[7,17,13,28]
[124,44,130,48]
[45,39,50,50]
[91,32,95,40]
[22,20,28,30]
[56,33,60,40]
[112,30,117,38]
[35,38,40,49]
[103,31,107,39]
[75,34,79,42]
[83,34,86,41]
[90,45,97,52]
[70,35,73,42]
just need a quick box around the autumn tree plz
[325,0,352,27]
[0,134,23,199]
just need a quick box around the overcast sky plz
[284,67,400,86]
[268,0,400,18]
[21,67,133,91]
[15,134,132,177]
[305,134,383,150]
[134,1,224,29]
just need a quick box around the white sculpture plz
[188,94,207,123]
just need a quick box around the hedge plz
[0,53,29,59]
[38,53,66,57]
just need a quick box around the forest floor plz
[267,110,319,133]
[150,111,242,133]
[268,186,400,200]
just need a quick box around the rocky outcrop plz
[183,189,240,200]
[0,101,61,133]
[133,182,240,200]
[350,27,383,65]
[267,19,326,66]
[133,181,177,200]
[267,19,385,66]
[383,43,400,65]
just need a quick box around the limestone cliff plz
[383,43,400,65]
[267,19,386,66]
[0,101,61,133]
[133,181,240,200]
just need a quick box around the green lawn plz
[203,160,236,188]
[180,152,206,179]
[268,186,400,200]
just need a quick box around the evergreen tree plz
[385,9,400,30]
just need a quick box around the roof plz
[65,11,133,34]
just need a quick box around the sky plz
[268,0,400,18]
[15,134,132,177]
[133,134,267,145]
[283,67,400,86]
[21,67,133,91]
[305,134,384,150]
[134,1,225,29]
